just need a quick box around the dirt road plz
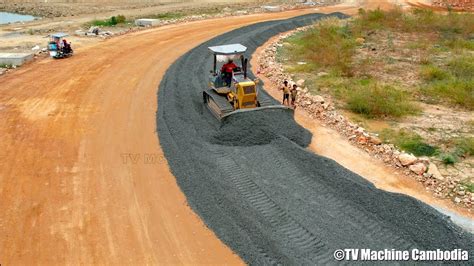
[0,4,356,265]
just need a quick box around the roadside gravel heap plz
[257,29,473,210]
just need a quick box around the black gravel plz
[156,13,473,264]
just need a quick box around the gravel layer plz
[157,13,473,264]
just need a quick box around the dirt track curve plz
[0,1,472,264]
[157,13,473,264]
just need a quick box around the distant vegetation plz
[87,15,127,27]
[380,129,438,156]
[280,8,474,115]
[279,8,473,166]
[149,12,185,20]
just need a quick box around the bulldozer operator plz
[221,59,238,87]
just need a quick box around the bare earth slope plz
[157,13,473,264]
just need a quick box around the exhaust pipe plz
[244,58,248,79]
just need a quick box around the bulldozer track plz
[213,148,331,264]
[262,145,418,251]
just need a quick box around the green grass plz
[440,153,457,165]
[380,129,438,156]
[448,55,474,79]
[454,137,474,156]
[420,55,474,109]
[461,182,474,193]
[149,12,185,20]
[353,8,474,38]
[88,15,127,27]
[420,65,451,81]
[283,18,357,76]
[346,83,419,118]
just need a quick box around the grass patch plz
[420,65,451,81]
[149,12,185,20]
[380,129,438,156]
[88,15,127,27]
[440,153,457,165]
[461,182,474,193]
[284,18,357,76]
[346,83,419,118]
[421,55,474,109]
[353,8,474,38]
[454,137,474,156]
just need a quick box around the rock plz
[398,153,417,166]
[427,163,444,181]
[312,95,324,103]
[417,156,430,165]
[454,197,461,204]
[369,136,382,145]
[409,163,427,175]
[355,127,365,135]
[457,190,465,196]
[0,68,6,75]
[357,135,368,145]
[296,79,305,86]
[88,26,99,35]
[322,102,330,110]
[355,37,365,44]
[31,45,40,51]
[317,72,328,77]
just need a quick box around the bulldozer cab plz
[208,44,248,87]
[203,43,292,120]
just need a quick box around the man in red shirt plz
[221,59,237,87]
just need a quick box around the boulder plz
[317,72,328,77]
[357,135,368,145]
[417,156,430,165]
[409,163,427,175]
[369,136,382,145]
[398,153,417,166]
[312,95,324,103]
[427,163,444,181]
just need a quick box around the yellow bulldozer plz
[202,43,292,120]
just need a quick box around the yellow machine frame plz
[227,81,258,110]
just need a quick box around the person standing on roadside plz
[280,80,290,105]
[290,84,298,109]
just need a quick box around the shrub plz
[454,137,474,156]
[420,65,451,81]
[448,56,474,80]
[422,79,474,109]
[89,15,127,27]
[462,182,474,193]
[346,83,419,118]
[440,153,457,165]
[380,129,438,156]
